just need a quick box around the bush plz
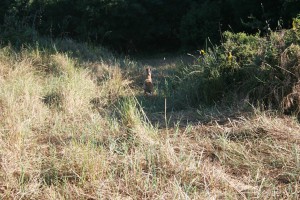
[175,16,300,115]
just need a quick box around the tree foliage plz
[0,0,300,52]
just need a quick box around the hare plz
[143,67,154,96]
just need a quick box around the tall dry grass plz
[0,40,299,199]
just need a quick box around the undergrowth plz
[174,15,300,117]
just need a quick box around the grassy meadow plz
[0,27,300,200]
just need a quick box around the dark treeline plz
[0,0,300,53]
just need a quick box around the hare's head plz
[145,67,152,76]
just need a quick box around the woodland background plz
[1,0,300,53]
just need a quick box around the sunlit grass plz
[0,39,299,199]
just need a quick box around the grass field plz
[0,39,299,199]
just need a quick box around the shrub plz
[175,16,300,115]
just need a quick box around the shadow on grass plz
[135,93,200,128]
[135,94,186,113]
[135,92,256,129]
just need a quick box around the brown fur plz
[143,67,154,95]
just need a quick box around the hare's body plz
[143,67,154,95]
